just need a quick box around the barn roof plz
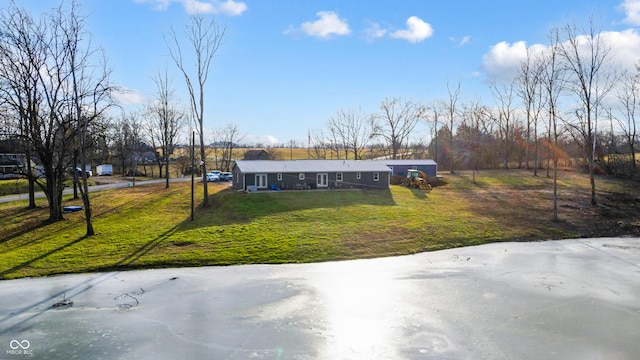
[234,160,392,173]
[244,149,268,156]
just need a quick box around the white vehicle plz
[75,165,92,177]
[96,164,113,176]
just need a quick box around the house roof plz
[381,159,437,166]
[234,160,392,173]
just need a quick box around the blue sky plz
[11,0,640,146]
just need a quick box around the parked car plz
[74,167,92,177]
[206,173,220,182]
[221,172,233,181]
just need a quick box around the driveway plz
[0,177,193,204]
[1,238,639,359]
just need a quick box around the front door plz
[317,173,328,188]
[255,174,267,188]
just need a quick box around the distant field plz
[1,169,639,279]
[171,147,386,162]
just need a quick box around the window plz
[277,173,282,181]
[373,172,379,181]
[299,173,305,180]
[336,173,343,182]
[356,172,361,180]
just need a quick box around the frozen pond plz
[1,238,639,359]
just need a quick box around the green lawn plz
[1,170,635,279]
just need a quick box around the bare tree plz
[309,128,329,159]
[445,81,461,173]
[326,107,374,160]
[113,111,142,179]
[371,97,425,160]
[0,3,45,209]
[425,101,445,164]
[148,69,187,188]
[541,28,565,221]
[615,67,639,176]
[213,123,243,171]
[558,18,615,206]
[0,1,112,228]
[65,2,114,236]
[459,100,489,183]
[166,16,225,207]
[516,47,545,172]
[490,80,519,169]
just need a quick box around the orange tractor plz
[402,169,432,190]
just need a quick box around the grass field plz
[1,169,639,279]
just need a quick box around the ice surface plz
[1,238,639,359]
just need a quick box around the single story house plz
[232,160,392,191]
[381,159,438,177]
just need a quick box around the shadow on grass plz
[0,234,88,280]
[114,224,181,268]
[0,213,87,256]
[408,188,428,199]
[0,207,51,246]
[188,187,397,229]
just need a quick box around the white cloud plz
[113,87,146,106]
[481,29,640,81]
[363,21,387,41]
[449,35,471,47]
[601,29,640,69]
[296,11,351,39]
[134,0,247,16]
[482,41,530,80]
[620,0,640,26]
[243,134,279,146]
[389,16,433,43]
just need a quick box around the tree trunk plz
[79,174,94,236]
[165,159,170,189]
[589,159,597,205]
[23,148,36,208]
[46,173,64,222]
[201,133,209,207]
[552,156,558,221]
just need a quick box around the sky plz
[8,0,640,146]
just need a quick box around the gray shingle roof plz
[234,160,392,173]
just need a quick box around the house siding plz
[383,161,438,177]
[232,171,390,191]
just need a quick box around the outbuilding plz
[232,160,392,191]
[243,149,270,160]
[382,159,438,177]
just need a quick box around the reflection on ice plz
[314,261,404,358]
